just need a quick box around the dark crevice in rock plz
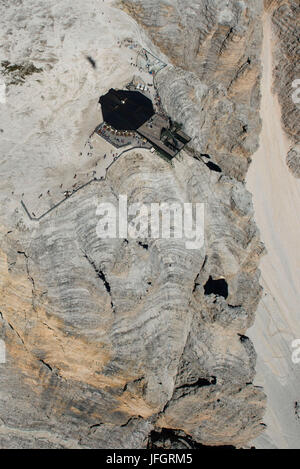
[192,257,207,293]
[176,376,217,391]
[138,241,149,250]
[204,276,228,299]
[17,250,34,286]
[160,330,193,415]
[121,416,143,428]
[192,276,200,293]
[206,161,222,172]
[219,27,234,55]
[17,250,37,311]
[148,428,236,450]
[17,250,28,257]
[123,376,145,393]
[228,57,252,89]
[89,423,103,430]
[201,255,208,271]
[294,402,300,420]
[1,310,28,351]
[82,251,115,312]
[7,322,25,347]
[238,334,249,343]
[87,422,104,437]
[39,359,53,372]
[39,359,61,377]
[170,375,218,402]
[97,269,111,294]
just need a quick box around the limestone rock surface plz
[121,0,263,181]
[286,143,300,178]
[0,0,267,448]
[269,1,300,176]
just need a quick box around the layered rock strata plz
[0,0,267,448]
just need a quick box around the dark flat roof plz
[137,114,189,159]
[99,89,154,131]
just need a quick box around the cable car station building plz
[99,89,190,160]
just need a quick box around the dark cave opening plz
[206,161,222,172]
[204,276,228,299]
[238,334,248,343]
[176,376,217,391]
[148,428,236,450]
[138,241,149,250]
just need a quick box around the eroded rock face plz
[271,1,300,142]
[269,1,300,175]
[120,0,262,76]
[0,148,266,447]
[121,0,263,181]
[0,0,266,448]
[286,143,300,178]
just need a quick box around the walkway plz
[21,145,148,222]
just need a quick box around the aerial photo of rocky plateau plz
[0,0,299,452]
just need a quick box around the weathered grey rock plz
[286,144,300,178]
[271,1,300,144]
[0,147,266,448]
[0,0,267,449]
[269,1,300,178]
[121,0,263,181]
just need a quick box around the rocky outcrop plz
[286,143,300,178]
[121,0,263,181]
[271,1,300,142]
[0,0,266,448]
[269,1,300,175]
[0,147,266,448]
